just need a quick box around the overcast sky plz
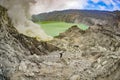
[31,0,120,14]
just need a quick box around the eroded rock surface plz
[0,5,120,80]
[50,25,120,80]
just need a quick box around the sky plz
[31,0,120,14]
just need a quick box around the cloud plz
[99,6,106,10]
[101,0,111,5]
[91,0,120,10]
[30,0,88,14]
[30,0,120,14]
[91,0,114,5]
[91,0,100,3]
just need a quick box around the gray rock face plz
[33,10,119,27]
[50,25,120,80]
[0,5,60,80]
[0,6,120,80]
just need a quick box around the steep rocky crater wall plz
[0,5,120,80]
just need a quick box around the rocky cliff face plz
[1,5,120,80]
[32,10,119,27]
[0,5,59,80]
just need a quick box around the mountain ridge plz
[32,9,120,27]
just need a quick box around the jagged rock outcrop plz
[0,5,59,80]
[0,5,120,80]
[50,25,120,80]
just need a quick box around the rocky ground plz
[0,5,120,80]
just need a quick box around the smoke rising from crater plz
[0,0,52,41]
[31,0,88,14]
[0,0,88,40]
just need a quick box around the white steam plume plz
[31,0,88,14]
[0,0,53,41]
